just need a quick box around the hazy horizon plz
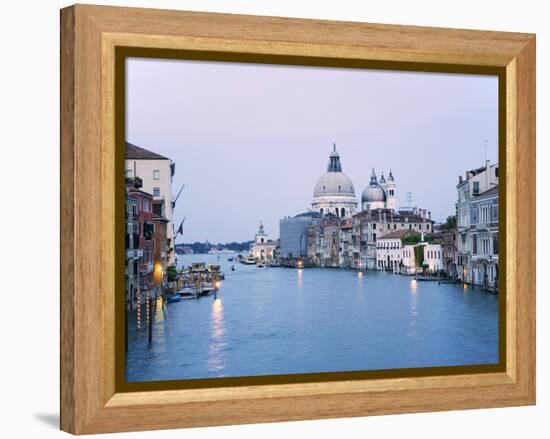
[126,58,498,243]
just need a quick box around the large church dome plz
[314,172,355,197]
[311,144,357,218]
[313,145,355,197]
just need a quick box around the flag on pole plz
[176,218,185,236]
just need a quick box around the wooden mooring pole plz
[147,295,153,344]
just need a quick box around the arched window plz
[341,207,345,217]
[261,238,264,243]
[320,208,324,215]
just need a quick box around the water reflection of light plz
[408,279,418,338]
[297,269,303,290]
[208,298,226,373]
[154,296,164,323]
[357,270,364,289]
[211,299,224,338]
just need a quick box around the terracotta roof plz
[379,230,419,239]
[125,141,170,160]
[339,219,353,229]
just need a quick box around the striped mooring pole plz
[136,294,141,332]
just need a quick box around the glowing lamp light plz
[357,271,363,277]
[153,262,164,286]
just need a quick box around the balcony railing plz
[126,249,144,258]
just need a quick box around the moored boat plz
[166,294,181,303]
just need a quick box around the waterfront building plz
[125,141,176,265]
[351,207,434,269]
[422,242,444,273]
[279,212,321,262]
[455,160,499,288]
[307,215,343,267]
[153,214,169,288]
[400,244,416,275]
[338,218,354,268]
[400,242,444,274]
[469,186,499,290]
[281,143,434,271]
[125,192,139,307]
[434,229,458,278]
[250,221,277,261]
[127,184,155,294]
[383,231,444,275]
[375,229,412,272]
[311,144,358,218]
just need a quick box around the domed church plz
[361,168,397,211]
[311,144,358,218]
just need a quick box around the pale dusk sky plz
[126,58,498,243]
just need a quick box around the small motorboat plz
[166,294,181,303]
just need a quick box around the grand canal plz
[126,253,499,382]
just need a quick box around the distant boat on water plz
[241,256,257,265]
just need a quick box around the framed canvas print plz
[60,4,536,434]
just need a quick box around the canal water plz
[126,253,499,382]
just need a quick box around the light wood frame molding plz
[60,4,536,434]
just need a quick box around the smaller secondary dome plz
[362,185,386,203]
[362,168,387,203]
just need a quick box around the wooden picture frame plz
[60,4,536,434]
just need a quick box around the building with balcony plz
[455,160,499,290]
[127,184,155,294]
[125,141,176,265]
[125,193,139,307]
[469,186,499,290]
